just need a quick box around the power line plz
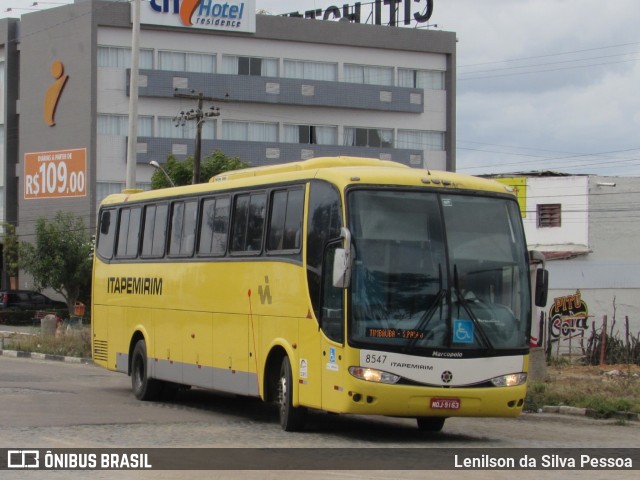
[458,42,640,68]
[458,57,640,81]
[458,52,640,78]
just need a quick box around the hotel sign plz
[283,0,435,27]
[140,0,256,33]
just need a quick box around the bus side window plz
[267,188,303,253]
[115,207,142,259]
[231,192,266,253]
[141,203,168,258]
[169,200,197,257]
[198,196,230,256]
[306,181,343,329]
[97,209,116,260]
[321,241,344,343]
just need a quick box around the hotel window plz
[222,121,278,142]
[97,115,153,136]
[344,127,393,148]
[158,117,215,140]
[284,124,337,145]
[283,60,337,82]
[158,51,216,73]
[343,64,393,86]
[97,46,153,69]
[222,55,278,77]
[537,204,562,228]
[397,130,445,151]
[398,68,445,90]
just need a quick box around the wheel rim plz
[278,366,287,415]
[133,355,143,391]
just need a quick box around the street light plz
[149,160,176,187]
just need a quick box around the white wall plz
[523,176,589,250]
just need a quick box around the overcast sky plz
[3,0,640,176]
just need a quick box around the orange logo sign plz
[180,0,201,26]
[43,60,69,127]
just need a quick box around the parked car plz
[0,290,67,311]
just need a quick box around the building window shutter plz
[537,204,561,228]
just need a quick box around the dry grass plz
[2,328,91,359]
[526,363,640,417]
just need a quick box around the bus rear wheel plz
[277,356,307,431]
[131,339,162,401]
[416,417,446,432]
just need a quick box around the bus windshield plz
[347,189,531,353]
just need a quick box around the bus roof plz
[100,157,513,206]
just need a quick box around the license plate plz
[430,398,461,410]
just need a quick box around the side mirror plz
[535,268,549,307]
[332,227,352,288]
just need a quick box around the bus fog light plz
[490,373,527,387]
[349,367,400,384]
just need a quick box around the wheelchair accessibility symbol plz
[453,319,474,344]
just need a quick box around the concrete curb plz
[0,348,93,365]
[542,405,639,421]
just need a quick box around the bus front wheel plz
[277,357,307,431]
[416,417,446,432]
[131,339,162,401]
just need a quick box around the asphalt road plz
[0,355,638,480]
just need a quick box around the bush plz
[0,309,68,326]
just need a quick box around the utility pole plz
[173,90,220,184]
[125,0,141,190]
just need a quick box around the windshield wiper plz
[453,265,494,351]
[404,264,446,353]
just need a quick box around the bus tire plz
[416,417,445,432]
[277,356,306,431]
[131,339,162,401]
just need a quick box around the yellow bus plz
[92,156,548,431]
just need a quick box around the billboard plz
[24,148,87,200]
[140,0,256,33]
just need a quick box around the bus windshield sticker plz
[453,319,474,343]
[442,198,452,207]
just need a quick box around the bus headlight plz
[349,367,400,384]
[490,373,527,387]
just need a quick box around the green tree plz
[151,150,249,189]
[19,212,93,315]
[1,222,20,288]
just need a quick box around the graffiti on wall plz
[549,290,589,338]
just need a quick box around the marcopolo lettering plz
[285,0,434,26]
[107,277,163,296]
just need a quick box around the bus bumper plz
[323,381,528,418]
